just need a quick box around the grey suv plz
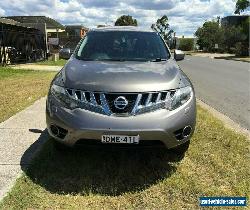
[46,26,196,157]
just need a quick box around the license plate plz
[101,135,139,144]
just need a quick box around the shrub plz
[235,42,249,56]
[178,38,194,51]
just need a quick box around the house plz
[65,25,88,38]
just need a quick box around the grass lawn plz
[0,106,249,209]
[214,56,250,63]
[0,67,56,123]
[35,59,67,66]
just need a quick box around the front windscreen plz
[76,31,170,61]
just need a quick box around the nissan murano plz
[46,26,196,158]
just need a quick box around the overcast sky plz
[0,0,249,37]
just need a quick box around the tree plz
[235,0,250,14]
[115,15,138,26]
[221,25,244,51]
[195,21,223,51]
[240,16,250,40]
[151,15,174,43]
[178,38,194,51]
[236,16,250,55]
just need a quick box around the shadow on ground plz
[21,131,179,196]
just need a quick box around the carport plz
[0,18,46,65]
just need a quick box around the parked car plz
[59,41,79,59]
[59,47,72,60]
[46,26,196,158]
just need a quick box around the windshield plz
[75,31,170,61]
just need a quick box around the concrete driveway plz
[0,98,48,200]
[178,56,250,130]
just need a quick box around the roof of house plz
[5,16,65,29]
[0,17,40,32]
[0,17,22,26]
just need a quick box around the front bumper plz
[46,94,196,149]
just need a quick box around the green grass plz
[214,56,250,63]
[0,67,56,123]
[35,59,67,66]
[0,106,249,209]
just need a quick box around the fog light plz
[50,124,59,136]
[182,126,192,138]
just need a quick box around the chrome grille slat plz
[145,93,152,106]
[131,94,142,115]
[80,91,86,101]
[164,92,172,108]
[90,92,97,105]
[66,89,72,96]
[72,90,77,100]
[156,92,161,103]
[100,93,112,115]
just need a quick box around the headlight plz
[50,84,78,109]
[167,86,193,110]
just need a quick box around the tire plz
[168,140,190,161]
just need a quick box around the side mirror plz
[59,48,72,60]
[174,50,185,61]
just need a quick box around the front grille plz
[65,88,175,116]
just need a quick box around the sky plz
[0,0,249,37]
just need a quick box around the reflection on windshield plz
[76,31,170,61]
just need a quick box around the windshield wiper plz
[150,58,167,62]
[102,58,125,61]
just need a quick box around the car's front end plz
[46,27,196,154]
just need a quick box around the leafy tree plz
[115,15,138,26]
[178,38,194,51]
[151,15,174,42]
[195,16,249,54]
[235,0,250,14]
[240,16,250,40]
[237,16,250,55]
[221,25,245,51]
[195,21,223,51]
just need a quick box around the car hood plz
[61,57,182,92]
